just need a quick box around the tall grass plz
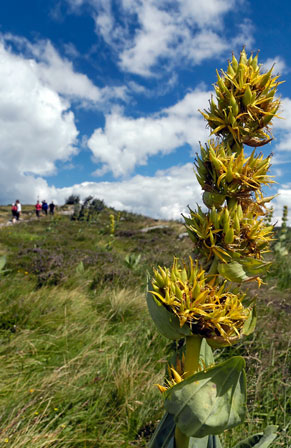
[0,213,290,446]
[0,272,168,446]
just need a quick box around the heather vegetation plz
[0,205,290,447]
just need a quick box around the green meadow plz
[0,206,290,447]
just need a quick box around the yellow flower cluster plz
[195,140,274,198]
[151,258,251,344]
[200,48,282,147]
[183,202,273,267]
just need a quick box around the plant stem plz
[184,335,202,378]
[174,335,202,448]
[175,426,189,448]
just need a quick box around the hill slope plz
[0,208,290,447]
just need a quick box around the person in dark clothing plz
[15,200,21,220]
[49,201,55,215]
[42,200,48,215]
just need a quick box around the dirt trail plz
[0,211,71,229]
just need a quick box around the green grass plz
[0,284,165,447]
[0,209,290,447]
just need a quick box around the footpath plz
[0,210,72,229]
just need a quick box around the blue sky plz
[0,0,290,222]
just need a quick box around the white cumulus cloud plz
[0,39,78,203]
[88,88,212,177]
[71,0,253,77]
[263,56,288,75]
[1,33,128,106]
[272,189,291,226]
[44,163,202,220]
[273,97,291,151]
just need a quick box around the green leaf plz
[208,436,223,448]
[189,436,212,448]
[278,234,286,242]
[146,279,192,340]
[199,339,214,367]
[76,261,85,274]
[232,425,277,447]
[218,261,249,282]
[240,258,271,276]
[124,253,141,269]
[148,412,175,448]
[189,435,223,448]
[148,413,223,448]
[242,306,257,336]
[0,255,7,272]
[165,356,246,438]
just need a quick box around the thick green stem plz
[184,335,202,378]
[174,335,202,448]
[175,426,189,448]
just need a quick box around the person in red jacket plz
[35,200,42,218]
[11,203,17,222]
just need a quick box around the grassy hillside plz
[0,207,290,447]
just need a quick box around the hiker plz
[42,200,48,215]
[11,203,17,223]
[49,201,55,215]
[35,200,42,217]
[15,200,21,221]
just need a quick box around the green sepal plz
[206,336,239,349]
[165,356,246,438]
[232,425,277,448]
[146,278,192,340]
[203,192,226,208]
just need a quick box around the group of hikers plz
[35,200,55,217]
[11,200,56,222]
